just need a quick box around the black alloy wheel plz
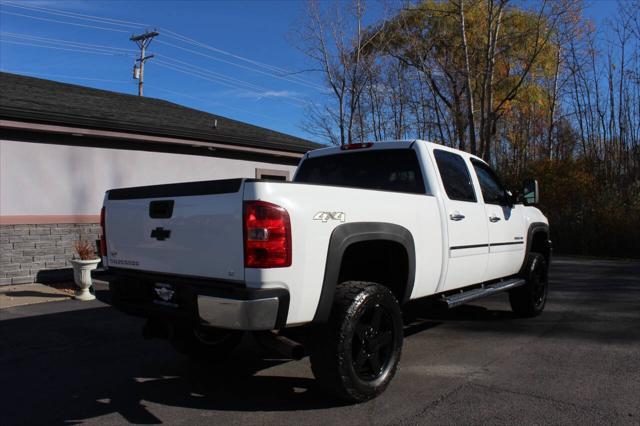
[509,253,549,317]
[531,259,548,309]
[308,281,403,402]
[352,302,395,381]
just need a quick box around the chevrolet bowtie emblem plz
[150,227,171,241]
[154,284,175,302]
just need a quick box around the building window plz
[255,168,290,181]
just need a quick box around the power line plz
[0,32,309,107]
[156,56,311,106]
[144,84,275,120]
[0,33,306,105]
[0,31,298,101]
[0,65,271,120]
[154,58,310,106]
[0,10,130,33]
[0,65,276,121]
[0,39,135,57]
[160,28,322,89]
[162,29,286,73]
[0,69,131,84]
[1,31,136,53]
[152,60,308,108]
[157,54,293,94]
[1,1,145,28]
[152,60,268,95]
[155,39,324,91]
[1,2,322,90]
[1,3,320,106]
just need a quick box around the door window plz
[433,150,476,202]
[471,160,506,205]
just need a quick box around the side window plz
[433,149,476,202]
[471,160,506,205]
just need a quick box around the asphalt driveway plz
[1,257,638,425]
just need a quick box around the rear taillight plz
[99,207,107,257]
[243,201,291,268]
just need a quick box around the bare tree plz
[294,0,640,257]
[456,0,477,153]
[296,0,383,145]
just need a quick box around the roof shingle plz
[0,72,323,153]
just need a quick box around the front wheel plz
[308,281,403,402]
[509,253,549,317]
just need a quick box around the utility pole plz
[130,30,159,96]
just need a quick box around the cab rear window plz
[294,149,427,194]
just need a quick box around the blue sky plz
[0,0,620,142]
[0,0,331,140]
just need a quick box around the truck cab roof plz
[304,140,489,167]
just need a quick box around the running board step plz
[441,278,525,308]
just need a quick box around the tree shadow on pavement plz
[0,306,345,425]
[1,290,68,299]
[0,296,489,424]
[400,257,640,347]
[2,259,638,424]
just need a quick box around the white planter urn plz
[70,258,100,301]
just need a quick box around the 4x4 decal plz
[313,211,346,223]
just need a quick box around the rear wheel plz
[308,281,403,402]
[509,253,549,317]
[171,324,243,361]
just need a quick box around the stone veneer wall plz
[0,223,100,285]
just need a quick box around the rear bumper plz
[197,295,280,330]
[109,267,289,330]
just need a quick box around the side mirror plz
[522,179,539,205]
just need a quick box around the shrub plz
[74,239,97,260]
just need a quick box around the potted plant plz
[70,239,100,301]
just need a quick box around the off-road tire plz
[171,324,243,361]
[509,253,549,317]
[308,281,403,402]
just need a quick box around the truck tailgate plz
[104,179,244,281]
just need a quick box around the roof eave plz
[0,108,320,155]
[0,118,306,160]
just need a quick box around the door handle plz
[450,212,466,221]
[489,215,501,222]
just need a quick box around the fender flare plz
[312,222,416,323]
[520,222,551,274]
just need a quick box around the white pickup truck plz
[103,140,551,402]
